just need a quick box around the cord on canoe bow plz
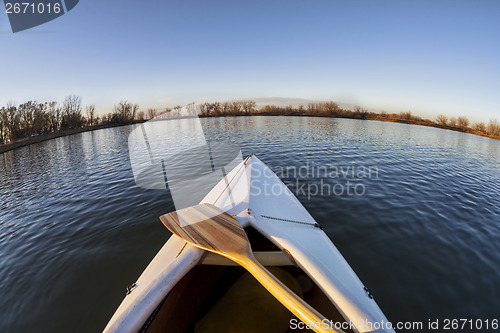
[260,215,323,229]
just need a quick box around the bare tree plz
[136,111,145,121]
[399,111,413,121]
[0,107,6,144]
[62,95,84,129]
[86,105,96,126]
[487,119,500,137]
[186,102,198,117]
[47,101,61,132]
[199,103,211,116]
[436,114,448,125]
[353,105,369,119]
[457,116,469,129]
[212,102,221,115]
[448,117,457,127]
[18,101,36,136]
[323,101,340,115]
[170,105,183,118]
[307,103,318,114]
[230,101,243,114]
[242,100,256,113]
[147,108,158,119]
[473,122,486,133]
[221,102,231,115]
[113,101,139,124]
[5,102,19,141]
[32,102,48,134]
[283,104,294,113]
[200,102,222,116]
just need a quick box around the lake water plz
[1,117,499,332]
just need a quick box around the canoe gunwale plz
[104,155,394,333]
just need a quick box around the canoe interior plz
[141,227,354,333]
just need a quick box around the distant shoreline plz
[199,112,500,141]
[1,113,498,154]
[0,121,144,154]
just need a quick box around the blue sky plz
[1,0,499,122]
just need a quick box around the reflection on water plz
[0,117,499,332]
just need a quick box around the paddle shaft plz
[234,253,344,333]
[160,204,343,333]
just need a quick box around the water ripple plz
[0,117,499,331]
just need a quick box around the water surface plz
[1,117,499,332]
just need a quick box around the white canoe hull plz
[104,155,394,333]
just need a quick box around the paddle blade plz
[160,203,250,256]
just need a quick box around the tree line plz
[196,101,372,119]
[198,101,257,116]
[1,97,499,145]
[198,100,500,140]
[435,114,500,137]
[0,95,140,145]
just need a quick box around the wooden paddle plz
[160,203,343,333]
